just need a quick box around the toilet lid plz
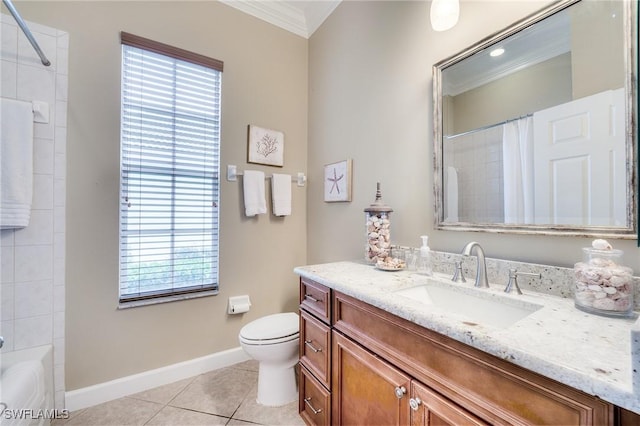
[240,312,299,341]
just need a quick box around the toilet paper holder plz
[228,295,251,314]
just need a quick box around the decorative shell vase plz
[364,183,393,264]
[574,240,634,318]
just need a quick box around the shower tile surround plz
[0,14,68,409]
[444,126,504,223]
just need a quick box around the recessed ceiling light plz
[490,47,505,57]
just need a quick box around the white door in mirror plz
[533,88,625,226]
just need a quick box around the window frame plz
[118,32,223,307]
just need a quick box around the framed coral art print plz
[324,159,352,202]
[247,125,284,167]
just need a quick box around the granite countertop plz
[294,260,640,414]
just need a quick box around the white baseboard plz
[65,346,250,412]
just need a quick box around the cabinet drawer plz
[300,278,331,324]
[300,364,331,426]
[300,309,331,389]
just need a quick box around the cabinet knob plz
[409,397,422,411]
[394,386,407,399]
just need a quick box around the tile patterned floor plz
[53,361,305,426]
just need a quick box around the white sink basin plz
[393,282,542,329]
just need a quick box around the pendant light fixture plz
[430,0,460,32]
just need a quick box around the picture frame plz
[247,125,284,167]
[324,159,353,202]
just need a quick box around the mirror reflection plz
[434,0,637,236]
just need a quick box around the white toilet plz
[239,312,300,406]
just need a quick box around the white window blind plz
[119,33,222,303]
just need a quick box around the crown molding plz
[220,0,341,38]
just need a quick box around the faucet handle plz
[504,268,541,295]
[451,260,466,283]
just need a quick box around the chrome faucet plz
[461,242,489,288]
[504,268,541,295]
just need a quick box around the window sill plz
[118,289,218,309]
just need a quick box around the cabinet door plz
[332,331,411,426]
[410,381,488,426]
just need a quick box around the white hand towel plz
[1,98,33,229]
[243,170,267,216]
[271,173,291,216]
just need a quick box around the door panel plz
[332,331,410,426]
[533,88,625,225]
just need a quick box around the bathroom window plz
[118,32,223,305]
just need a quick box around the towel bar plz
[227,165,306,187]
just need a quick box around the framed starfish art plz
[324,159,352,202]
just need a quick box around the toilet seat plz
[239,312,299,345]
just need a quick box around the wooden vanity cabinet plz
[298,278,637,425]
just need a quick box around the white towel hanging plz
[271,173,292,216]
[1,98,34,229]
[243,170,267,217]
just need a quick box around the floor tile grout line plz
[228,381,260,424]
[141,401,167,426]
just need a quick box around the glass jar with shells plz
[574,239,634,318]
[364,183,393,264]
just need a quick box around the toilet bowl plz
[239,312,300,407]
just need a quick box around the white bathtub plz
[0,345,54,426]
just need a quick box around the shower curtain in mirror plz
[503,116,534,224]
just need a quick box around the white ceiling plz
[219,0,342,38]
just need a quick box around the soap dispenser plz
[417,235,433,276]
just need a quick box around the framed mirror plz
[433,0,638,239]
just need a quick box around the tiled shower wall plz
[444,125,504,223]
[0,14,68,408]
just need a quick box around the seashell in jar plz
[602,286,618,295]
[610,275,631,287]
[590,257,616,268]
[592,239,613,250]
[583,269,601,282]
[614,297,631,311]
[599,269,612,280]
[575,291,595,305]
[592,297,616,311]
